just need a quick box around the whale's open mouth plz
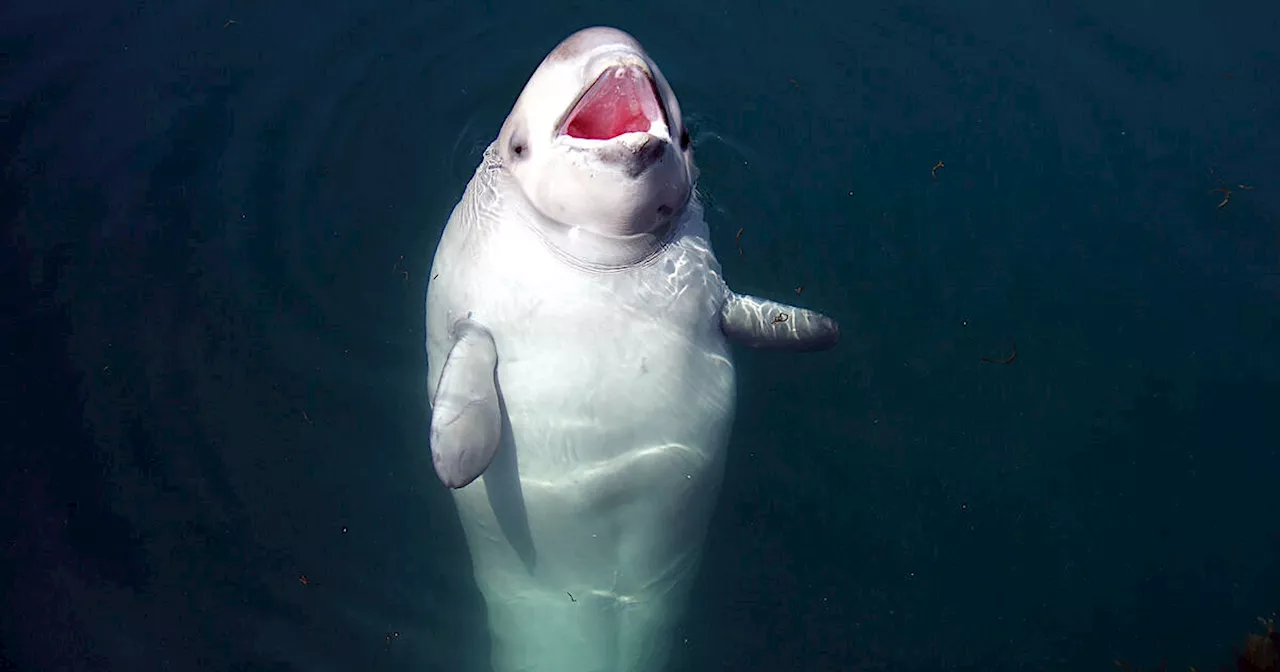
[560,65,667,140]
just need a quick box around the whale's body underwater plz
[424,25,840,672]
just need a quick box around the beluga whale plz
[424,25,840,672]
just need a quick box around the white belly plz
[425,178,736,672]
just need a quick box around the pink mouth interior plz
[563,66,663,140]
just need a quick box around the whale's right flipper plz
[720,291,840,352]
[430,317,501,489]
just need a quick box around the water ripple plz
[4,2,562,669]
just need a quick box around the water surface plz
[3,1,1278,670]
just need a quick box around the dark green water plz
[3,1,1278,671]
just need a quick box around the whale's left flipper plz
[720,291,840,352]
[430,318,502,488]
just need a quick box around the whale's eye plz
[679,129,690,150]
[509,130,528,160]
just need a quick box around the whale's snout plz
[498,26,693,239]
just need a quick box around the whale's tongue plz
[563,66,663,140]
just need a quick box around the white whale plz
[424,26,840,672]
